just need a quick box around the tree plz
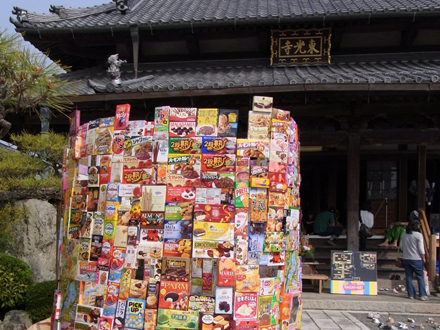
[0,30,72,139]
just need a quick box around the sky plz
[2,0,107,51]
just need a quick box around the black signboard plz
[271,28,331,66]
[331,251,377,282]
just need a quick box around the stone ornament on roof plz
[49,5,68,19]
[12,7,28,23]
[107,54,126,85]
[113,0,129,14]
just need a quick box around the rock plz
[7,199,57,282]
[0,310,33,330]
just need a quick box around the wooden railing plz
[419,209,437,280]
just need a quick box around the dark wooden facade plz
[10,0,440,250]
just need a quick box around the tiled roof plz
[11,0,440,30]
[61,58,440,96]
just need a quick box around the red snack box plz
[234,292,258,320]
[234,320,259,330]
[201,154,236,173]
[166,187,196,203]
[158,281,190,310]
[218,258,236,287]
[169,122,196,138]
[115,104,130,130]
[193,204,235,223]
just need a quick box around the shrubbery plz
[0,254,34,308]
[25,280,57,323]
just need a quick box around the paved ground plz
[303,310,440,330]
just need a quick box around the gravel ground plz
[350,312,440,330]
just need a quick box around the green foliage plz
[0,131,66,198]
[0,30,73,139]
[0,254,34,308]
[25,280,57,323]
[0,203,27,251]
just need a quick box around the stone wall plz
[8,199,57,282]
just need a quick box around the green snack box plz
[156,309,199,329]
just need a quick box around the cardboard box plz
[193,222,234,241]
[235,236,248,265]
[153,106,170,140]
[162,257,191,282]
[169,137,202,154]
[234,182,250,208]
[163,238,192,258]
[248,111,271,139]
[125,298,145,329]
[192,240,234,259]
[158,281,190,310]
[195,188,222,204]
[141,185,166,212]
[143,309,157,330]
[139,228,164,244]
[236,139,269,158]
[164,220,193,239]
[169,107,197,122]
[140,212,165,229]
[166,187,196,203]
[263,232,286,253]
[169,122,196,138]
[249,188,268,223]
[252,96,273,113]
[217,109,239,137]
[202,137,237,154]
[109,247,126,282]
[114,225,128,247]
[95,127,114,155]
[188,295,215,313]
[218,258,236,287]
[234,292,258,320]
[164,202,194,221]
[193,204,235,223]
[118,268,133,300]
[155,309,199,329]
[271,119,290,135]
[214,287,233,314]
[103,282,119,316]
[200,172,235,189]
[196,109,218,137]
[137,242,163,262]
[235,265,259,292]
[201,154,236,173]
[167,154,201,187]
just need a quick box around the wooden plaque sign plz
[271,28,331,66]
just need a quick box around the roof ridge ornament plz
[107,54,127,85]
[12,7,28,23]
[49,5,68,19]
[113,0,129,14]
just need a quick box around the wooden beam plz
[398,158,408,220]
[362,129,440,145]
[347,132,361,251]
[418,145,427,211]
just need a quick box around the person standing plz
[313,208,342,246]
[399,220,428,300]
[359,201,374,251]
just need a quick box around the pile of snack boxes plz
[60,96,302,330]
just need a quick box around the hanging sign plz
[271,28,331,66]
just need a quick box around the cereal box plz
[195,188,222,204]
[169,107,197,122]
[215,287,233,314]
[163,238,192,258]
[155,309,199,329]
[125,298,145,329]
[192,240,234,259]
[162,257,191,281]
[153,106,170,140]
[164,220,193,239]
[248,111,271,139]
[217,109,239,137]
[143,309,157,330]
[103,282,119,316]
[193,222,234,241]
[169,137,202,154]
[158,281,190,310]
[234,292,258,320]
[188,295,215,313]
[252,96,273,113]
[263,232,286,253]
[193,204,235,223]
[202,137,237,154]
[141,185,166,212]
[140,212,165,229]
[237,139,270,158]
[169,122,196,138]
[235,265,259,292]
[249,188,268,223]
[197,109,218,132]
[218,258,236,287]
[201,154,236,173]
[164,202,194,221]
[166,187,196,203]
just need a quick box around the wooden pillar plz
[417,145,427,212]
[347,132,360,251]
[398,158,408,221]
[328,159,337,210]
[428,234,437,280]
